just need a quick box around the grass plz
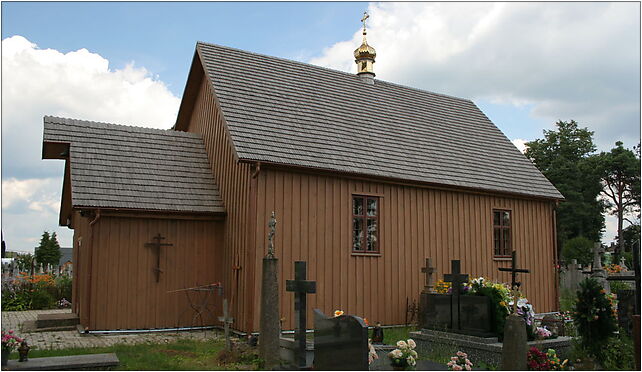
[368,325,418,345]
[8,338,261,370]
[559,288,577,312]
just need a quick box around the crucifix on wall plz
[145,233,173,283]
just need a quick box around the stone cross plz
[498,250,530,290]
[267,211,277,258]
[444,260,469,330]
[145,233,173,283]
[218,298,234,351]
[286,261,316,369]
[421,258,436,293]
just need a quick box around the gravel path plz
[1,309,222,350]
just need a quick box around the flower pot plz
[2,349,10,366]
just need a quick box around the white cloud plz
[1,35,181,253]
[511,139,528,154]
[310,2,640,150]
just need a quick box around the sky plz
[1,1,640,253]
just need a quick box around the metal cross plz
[444,260,469,330]
[286,261,316,369]
[498,250,530,290]
[218,298,234,351]
[361,11,369,32]
[267,211,277,258]
[144,233,173,283]
[421,258,436,293]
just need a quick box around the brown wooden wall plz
[72,212,224,330]
[184,73,253,331]
[251,167,558,331]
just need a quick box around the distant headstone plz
[313,309,369,371]
[500,314,527,370]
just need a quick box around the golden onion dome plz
[354,33,376,60]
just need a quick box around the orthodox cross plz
[286,261,316,369]
[145,233,173,283]
[218,298,234,351]
[267,211,277,258]
[498,250,530,290]
[444,260,469,330]
[361,11,369,32]
[421,258,436,293]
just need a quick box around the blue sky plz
[1,2,639,252]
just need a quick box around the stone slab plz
[410,330,573,367]
[35,313,79,329]
[21,321,76,333]
[279,337,313,369]
[4,353,119,370]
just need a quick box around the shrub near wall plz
[1,273,72,311]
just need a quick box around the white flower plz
[407,356,416,366]
[396,340,408,349]
[407,339,416,349]
[389,349,403,359]
[410,350,418,358]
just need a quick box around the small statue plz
[18,340,30,362]
[372,322,384,343]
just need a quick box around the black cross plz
[498,250,530,290]
[444,260,469,330]
[286,261,316,369]
[144,233,173,283]
[421,258,436,293]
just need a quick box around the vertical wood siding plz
[79,215,223,330]
[185,76,253,331]
[253,168,558,331]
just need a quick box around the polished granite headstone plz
[313,309,368,370]
[459,295,493,336]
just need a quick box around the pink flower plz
[453,365,463,371]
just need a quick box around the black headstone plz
[421,293,452,330]
[459,295,493,336]
[313,309,369,371]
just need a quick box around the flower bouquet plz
[447,351,473,371]
[387,339,418,370]
[2,330,23,366]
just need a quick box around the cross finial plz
[267,211,277,258]
[361,11,369,34]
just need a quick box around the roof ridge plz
[195,41,473,104]
[44,116,200,138]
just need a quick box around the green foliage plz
[34,231,62,271]
[572,278,617,362]
[601,331,635,370]
[609,280,632,293]
[370,326,417,346]
[14,253,34,272]
[561,236,594,266]
[30,287,55,310]
[592,141,641,252]
[559,288,577,313]
[525,120,604,248]
[56,274,73,300]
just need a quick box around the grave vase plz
[2,348,10,366]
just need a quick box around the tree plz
[592,141,641,255]
[525,120,605,252]
[561,236,594,266]
[34,231,61,272]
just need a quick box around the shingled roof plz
[189,42,562,200]
[42,116,225,214]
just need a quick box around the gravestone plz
[443,260,469,331]
[259,212,281,369]
[313,309,368,371]
[500,314,527,370]
[286,261,316,369]
[591,243,610,292]
[421,258,436,293]
[218,299,234,351]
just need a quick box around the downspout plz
[83,209,101,332]
[246,161,262,332]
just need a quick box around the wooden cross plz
[444,260,469,330]
[498,250,530,290]
[144,233,173,283]
[218,299,234,351]
[286,261,316,369]
[421,258,436,293]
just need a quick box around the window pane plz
[353,218,363,251]
[493,211,500,226]
[367,218,377,251]
[493,228,501,255]
[367,198,377,216]
[503,229,511,254]
[502,211,511,226]
[353,197,364,216]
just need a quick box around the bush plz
[601,331,635,370]
[30,287,56,309]
[561,236,594,266]
[56,274,72,300]
[1,272,72,311]
[572,278,617,362]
